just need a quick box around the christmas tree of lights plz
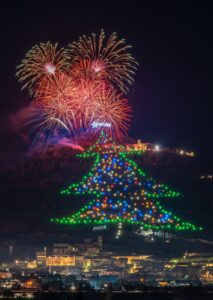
[51,131,202,233]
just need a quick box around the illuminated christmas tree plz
[51,131,202,234]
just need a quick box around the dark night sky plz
[0,1,212,165]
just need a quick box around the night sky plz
[0,1,212,165]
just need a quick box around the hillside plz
[0,145,212,248]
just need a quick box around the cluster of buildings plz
[125,139,195,157]
[0,237,213,296]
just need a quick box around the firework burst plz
[71,77,108,128]
[91,87,132,138]
[67,29,138,93]
[35,72,78,132]
[16,42,69,96]
[16,31,137,140]
[36,72,73,101]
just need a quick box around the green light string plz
[51,131,203,232]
